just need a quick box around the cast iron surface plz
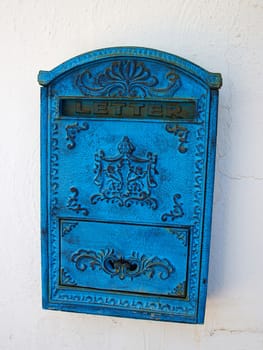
[39,46,222,323]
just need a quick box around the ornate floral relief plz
[165,124,189,153]
[61,268,77,286]
[61,221,79,237]
[169,281,187,297]
[67,187,89,216]
[65,122,89,149]
[161,194,184,222]
[169,228,188,247]
[76,60,181,97]
[91,136,158,209]
[72,248,174,281]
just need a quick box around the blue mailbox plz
[38,47,222,323]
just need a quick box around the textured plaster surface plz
[0,0,263,349]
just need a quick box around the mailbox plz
[38,47,222,323]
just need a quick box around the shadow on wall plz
[207,86,232,298]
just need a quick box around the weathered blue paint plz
[38,47,222,324]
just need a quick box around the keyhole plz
[128,263,138,272]
[105,259,116,271]
[109,260,115,268]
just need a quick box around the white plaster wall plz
[0,0,262,349]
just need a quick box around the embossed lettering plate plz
[39,47,222,323]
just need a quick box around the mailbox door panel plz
[60,219,190,297]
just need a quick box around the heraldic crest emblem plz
[91,136,158,209]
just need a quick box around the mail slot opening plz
[60,97,197,121]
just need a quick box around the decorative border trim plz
[38,47,222,89]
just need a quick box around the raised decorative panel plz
[39,47,222,323]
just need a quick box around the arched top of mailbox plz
[38,47,222,89]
